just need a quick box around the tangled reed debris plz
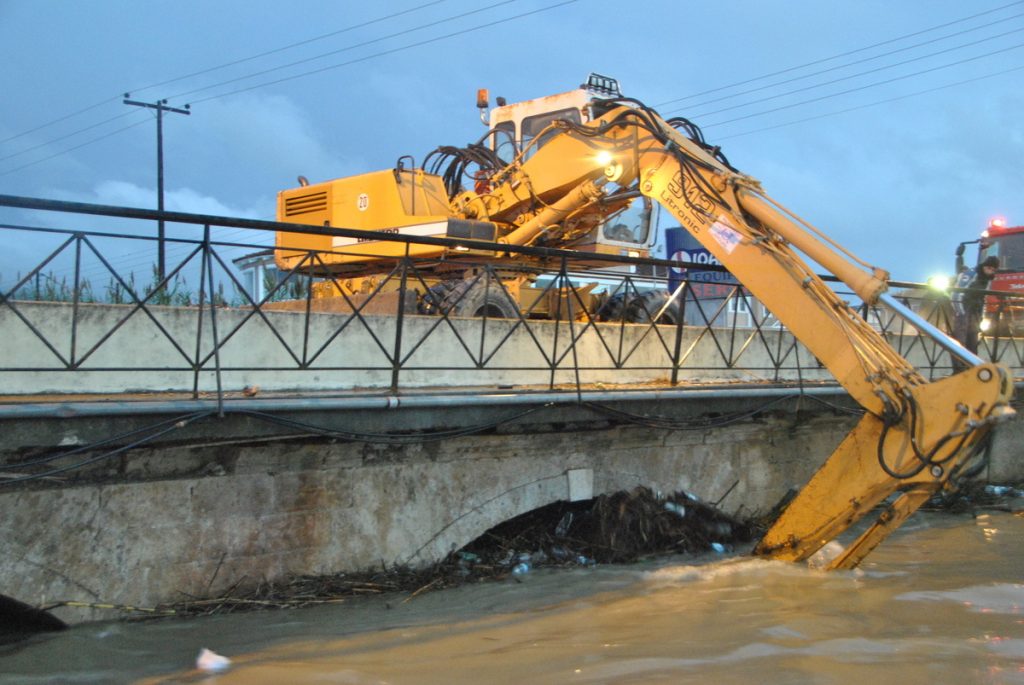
[160,487,755,618]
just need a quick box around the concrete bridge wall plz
[4,300,939,395]
[0,402,855,624]
[1,395,1021,626]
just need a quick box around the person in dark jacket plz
[952,255,999,356]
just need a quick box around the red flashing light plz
[990,217,1007,229]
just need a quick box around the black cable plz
[232,403,553,444]
[4,412,212,469]
[0,411,213,486]
[583,394,795,431]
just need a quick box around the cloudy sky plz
[1,0,1022,286]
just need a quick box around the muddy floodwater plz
[2,510,1022,684]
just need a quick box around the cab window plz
[601,198,652,245]
[492,121,516,163]
[521,108,581,159]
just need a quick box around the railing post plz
[390,246,411,394]
[203,225,224,415]
[70,234,83,368]
[670,281,687,386]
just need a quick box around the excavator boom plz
[475,100,1015,567]
[276,82,1014,567]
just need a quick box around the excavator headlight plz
[927,274,950,291]
[594,151,614,167]
[979,317,992,333]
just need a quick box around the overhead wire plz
[685,24,1024,120]
[653,0,1024,108]
[0,0,569,177]
[184,0,578,106]
[127,0,450,97]
[166,0,523,102]
[701,40,1024,128]
[0,1,449,148]
[712,63,1024,140]
[683,11,1024,111]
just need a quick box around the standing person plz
[952,255,999,357]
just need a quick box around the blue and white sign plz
[665,227,737,292]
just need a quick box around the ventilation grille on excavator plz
[284,191,328,217]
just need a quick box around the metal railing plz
[2,194,1022,411]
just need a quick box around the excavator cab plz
[479,73,653,253]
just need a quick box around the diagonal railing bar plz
[605,282,696,369]
[548,274,624,371]
[420,268,489,367]
[71,237,203,369]
[393,263,540,371]
[474,267,551,371]
[554,259,584,398]
[730,287,786,372]
[301,254,401,369]
[601,277,648,368]
[0,234,78,367]
[395,267,482,368]
[475,270,495,368]
[554,273,634,370]
[200,247,307,368]
[723,287,743,368]
[672,290,734,369]
[470,267,555,370]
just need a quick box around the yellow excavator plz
[276,74,1014,569]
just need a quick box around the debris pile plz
[165,487,755,617]
[924,480,1024,514]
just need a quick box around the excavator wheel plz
[418,281,461,315]
[440,279,520,319]
[596,292,630,322]
[624,290,682,325]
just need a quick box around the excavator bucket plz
[754,363,1014,569]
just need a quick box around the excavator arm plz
[469,101,1015,568]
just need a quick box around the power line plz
[0,97,121,146]
[128,0,449,97]
[654,0,1024,108]
[683,11,1024,112]
[0,118,151,177]
[166,0,522,102]
[710,63,1024,140]
[0,1,549,176]
[685,25,1024,120]
[186,0,578,105]
[702,41,1024,128]
[0,2,449,148]
[0,110,139,163]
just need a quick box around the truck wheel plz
[441,279,520,318]
[625,290,682,325]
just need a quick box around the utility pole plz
[123,95,191,281]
